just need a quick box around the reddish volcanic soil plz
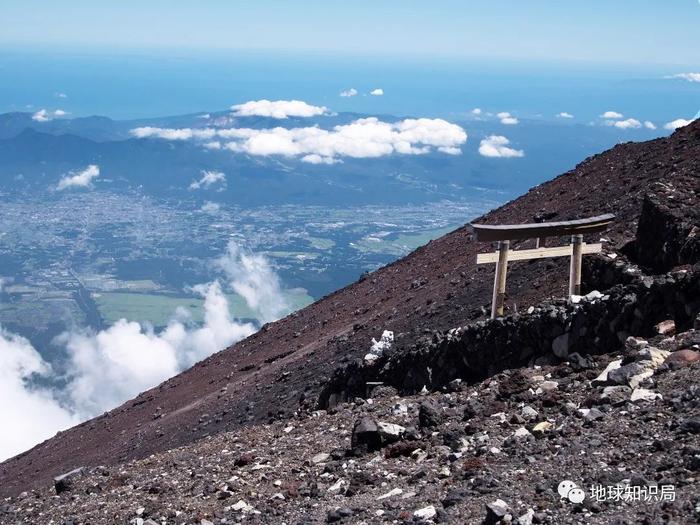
[1,121,698,498]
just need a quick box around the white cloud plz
[200,201,221,214]
[0,326,78,461]
[54,92,68,99]
[217,241,288,323]
[600,111,623,119]
[31,109,69,122]
[478,135,524,158]
[57,165,100,190]
[643,121,657,130]
[130,127,217,141]
[667,72,700,83]
[59,280,256,419]
[231,99,328,119]
[189,170,226,190]
[497,112,519,125]
[0,242,290,458]
[131,117,467,163]
[301,154,340,164]
[556,112,574,119]
[340,88,358,98]
[471,108,482,116]
[31,109,50,122]
[606,118,641,129]
[663,118,693,130]
[370,88,384,96]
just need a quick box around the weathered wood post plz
[473,214,613,318]
[491,240,510,318]
[569,234,583,296]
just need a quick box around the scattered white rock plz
[521,406,538,420]
[231,500,255,513]
[631,388,662,402]
[538,380,559,392]
[377,487,403,500]
[377,422,405,439]
[585,290,603,301]
[592,359,622,385]
[514,427,531,438]
[311,453,330,464]
[365,330,393,363]
[517,508,535,525]
[413,505,437,520]
[328,479,345,492]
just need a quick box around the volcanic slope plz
[1,120,698,497]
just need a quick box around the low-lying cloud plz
[497,112,518,125]
[0,242,290,460]
[0,327,78,461]
[478,135,524,158]
[667,73,700,83]
[664,118,693,130]
[57,165,100,190]
[370,88,384,96]
[231,99,328,119]
[605,118,641,130]
[340,88,358,98]
[556,112,574,119]
[32,109,69,122]
[131,117,468,163]
[189,170,226,190]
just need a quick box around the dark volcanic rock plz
[53,467,85,494]
[418,399,444,428]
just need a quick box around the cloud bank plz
[0,242,289,460]
[478,135,524,158]
[0,327,78,461]
[231,100,328,119]
[189,170,226,190]
[667,73,700,83]
[57,165,100,190]
[132,117,467,163]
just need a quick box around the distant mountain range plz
[0,109,663,206]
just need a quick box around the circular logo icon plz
[558,480,585,503]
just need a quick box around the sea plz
[1,46,698,122]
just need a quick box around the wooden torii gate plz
[471,213,615,319]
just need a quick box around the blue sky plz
[1,0,699,65]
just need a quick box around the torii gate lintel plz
[471,213,615,319]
